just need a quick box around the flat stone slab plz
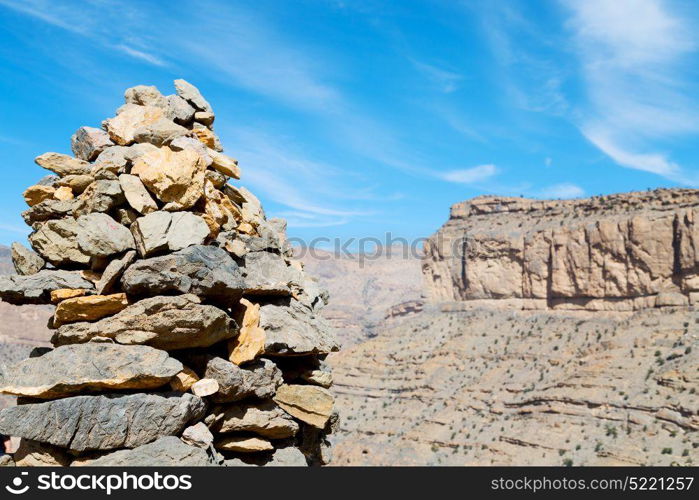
[0,343,182,398]
[273,384,334,429]
[208,400,299,439]
[0,392,206,452]
[73,437,214,466]
[121,245,245,302]
[52,294,236,351]
[0,270,94,305]
[259,299,339,356]
[203,357,282,403]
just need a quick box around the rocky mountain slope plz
[299,247,423,347]
[330,189,698,466]
[331,305,697,465]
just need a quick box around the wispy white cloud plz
[0,0,339,110]
[538,182,584,199]
[562,0,699,185]
[411,59,462,93]
[112,44,166,67]
[222,128,377,228]
[439,164,498,184]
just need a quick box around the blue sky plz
[1,0,699,248]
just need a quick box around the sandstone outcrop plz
[0,80,338,466]
[423,191,699,311]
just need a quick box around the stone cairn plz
[0,80,339,466]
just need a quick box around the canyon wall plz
[422,189,699,311]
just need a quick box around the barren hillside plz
[298,247,423,347]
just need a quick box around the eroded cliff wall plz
[423,189,699,311]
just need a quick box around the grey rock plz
[53,294,236,350]
[131,211,209,257]
[94,143,158,173]
[166,95,196,124]
[76,213,135,258]
[75,437,214,466]
[73,179,125,217]
[265,446,308,466]
[118,174,158,214]
[293,275,329,312]
[124,85,167,107]
[0,343,182,398]
[121,245,245,301]
[300,412,338,465]
[35,152,91,177]
[223,446,308,467]
[174,79,212,112]
[22,199,75,225]
[0,393,206,452]
[10,242,44,275]
[37,175,59,187]
[259,299,339,355]
[181,422,214,448]
[0,270,93,305]
[95,250,136,295]
[204,357,282,403]
[207,400,299,438]
[71,126,114,161]
[242,251,302,295]
[133,118,188,147]
[29,218,91,266]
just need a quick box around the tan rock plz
[228,298,265,365]
[208,400,299,439]
[655,291,688,307]
[214,435,273,453]
[131,146,206,211]
[170,366,200,392]
[208,149,240,179]
[53,186,74,201]
[23,185,56,206]
[119,174,158,214]
[14,439,71,466]
[237,222,256,235]
[54,293,129,326]
[56,174,94,194]
[201,180,242,235]
[192,126,219,149]
[81,270,102,283]
[223,239,247,258]
[273,384,334,429]
[104,104,165,145]
[194,111,215,126]
[191,378,219,397]
[34,152,91,177]
[50,288,88,304]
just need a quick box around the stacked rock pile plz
[0,80,339,466]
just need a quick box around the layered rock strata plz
[423,191,699,311]
[0,80,339,466]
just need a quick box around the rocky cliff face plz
[423,190,699,311]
